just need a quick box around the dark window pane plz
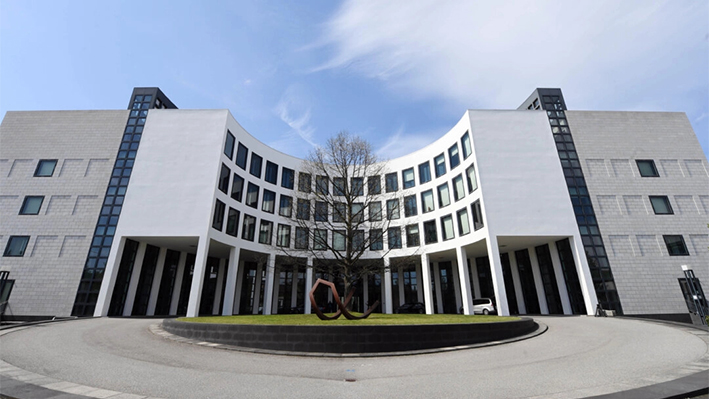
[295,227,309,249]
[281,168,295,189]
[235,143,248,170]
[333,177,346,196]
[423,221,438,244]
[246,183,259,208]
[277,224,291,247]
[387,199,400,220]
[226,208,240,236]
[231,174,244,202]
[3,236,30,257]
[388,227,402,249]
[34,159,57,177]
[419,162,431,184]
[262,190,276,213]
[406,224,420,247]
[472,200,484,230]
[636,160,659,177]
[434,154,446,177]
[265,161,278,184]
[663,235,689,256]
[316,176,329,195]
[315,201,328,222]
[249,153,262,178]
[20,196,44,215]
[448,144,460,169]
[370,229,383,250]
[242,215,256,241]
[368,176,381,194]
[351,177,364,196]
[218,164,230,194]
[259,220,273,245]
[404,195,417,217]
[650,196,673,214]
[402,168,415,189]
[298,173,311,193]
[461,132,472,159]
[212,200,225,231]
[279,195,292,217]
[297,199,310,220]
[385,173,398,192]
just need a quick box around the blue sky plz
[1,1,707,160]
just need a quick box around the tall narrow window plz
[461,131,472,159]
[636,160,659,177]
[434,154,446,177]
[259,220,273,245]
[231,174,244,202]
[316,176,329,195]
[404,195,417,217]
[333,231,346,251]
[333,203,346,222]
[352,203,364,223]
[448,144,460,169]
[456,208,470,236]
[19,196,43,215]
[246,183,259,208]
[249,153,262,178]
[351,177,364,196]
[452,174,465,201]
[296,199,310,220]
[437,183,450,208]
[34,159,57,177]
[314,229,327,250]
[388,227,402,249]
[295,227,309,249]
[466,164,478,193]
[333,177,346,196]
[281,168,295,189]
[224,130,235,160]
[242,215,256,241]
[212,200,225,231]
[419,162,431,184]
[262,190,275,213]
[406,224,420,247]
[402,168,415,189]
[279,195,292,217]
[235,143,248,170]
[370,229,383,250]
[369,202,382,221]
[277,224,291,247]
[368,176,381,194]
[423,221,437,244]
[421,190,435,213]
[226,208,240,236]
[218,164,230,194]
[265,161,278,184]
[472,200,484,230]
[387,199,400,220]
[315,201,328,222]
[385,173,398,192]
[298,173,311,193]
[353,230,365,251]
[650,196,673,215]
[441,215,454,241]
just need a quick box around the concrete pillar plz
[221,246,240,315]
[471,258,481,299]
[94,236,126,317]
[147,247,167,316]
[433,262,443,313]
[415,261,424,303]
[570,235,598,315]
[271,265,281,314]
[123,241,147,316]
[549,241,572,315]
[383,257,393,314]
[363,277,369,309]
[212,258,226,315]
[263,254,276,315]
[528,246,549,315]
[508,252,526,314]
[456,247,474,315]
[169,252,186,316]
[398,265,405,306]
[290,265,299,310]
[186,236,210,318]
[304,258,313,314]
[252,262,263,315]
[451,259,463,313]
[421,253,434,315]
[485,236,509,316]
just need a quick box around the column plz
[471,258,481,299]
[212,258,226,315]
[252,262,263,315]
[570,235,598,315]
[485,236,509,316]
[433,262,443,313]
[94,236,127,317]
[271,265,281,314]
[549,241,572,315]
[122,242,147,316]
[508,252,526,314]
[290,265,299,310]
[528,246,549,315]
[397,265,405,307]
[421,253,434,315]
[363,277,369,309]
[451,259,463,313]
[169,252,186,315]
[186,236,210,317]
[383,257,393,314]
[147,247,167,316]
[415,261,424,303]
[263,254,276,315]
[221,246,240,315]
[456,247,474,315]
[304,258,313,314]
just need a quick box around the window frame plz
[437,183,451,208]
[231,174,244,202]
[3,236,30,257]
[385,173,398,193]
[224,130,235,160]
[278,195,293,217]
[448,144,460,169]
[212,200,226,231]
[262,189,276,213]
[258,220,273,245]
[386,199,400,220]
[277,224,291,247]
[264,161,279,185]
[402,168,415,189]
[235,143,248,170]
[19,196,44,215]
[636,159,659,177]
[388,227,402,249]
[406,224,420,247]
[461,131,472,160]
[649,195,673,215]
[404,195,418,217]
[245,183,259,208]
[663,235,689,256]
[281,168,295,189]
[34,159,58,177]
[434,154,446,177]
[418,162,432,184]
[249,153,263,178]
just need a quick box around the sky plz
[1,1,707,160]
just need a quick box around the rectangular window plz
[296,199,310,220]
[212,200,225,231]
[235,143,248,170]
[3,236,30,257]
[259,220,273,245]
[273,197,291,221]
[19,196,43,215]
[402,168,415,189]
[423,220,438,244]
[437,183,450,208]
[406,224,420,247]
[333,230,346,251]
[466,164,478,193]
[404,195,417,217]
[457,208,470,236]
[316,175,329,195]
[369,201,382,221]
[353,230,365,251]
[419,162,431,184]
[421,190,435,213]
[281,168,295,189]
[452,174,465,201]
[448,144,460,169]
[219,163,230,194]
[231,174,244,202]
[224,130,235,160]
[385,173,398,192]
[249,153,262,178]
[351,177,364,196]
[387,199,400,220]
[334,203,346,222]
[242,215,256,241]
[352,203,364,223]
[636,160,659,177]
[226,208,240,236]
[314,229,327,250]
[434,154,446,177]
[277,224,291,247]
[246,183,259,208]
[663,235,689,256]
[333,177,346,196]
[472,200,484,230]
[262,189,276,213]
[388,227,402,249]
[441,215,454,241]
[315,201,328,222]
[265,161,278,184]
[370,229,383,250]
[292,227,308,249]
[298,173,311,193]
[461,131,472,159]
[368,176,381,195]
[650,196,673,215]
[34,159,57,177]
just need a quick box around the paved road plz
[0,316,707,399]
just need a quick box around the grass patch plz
[177,313,519,326]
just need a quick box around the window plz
[385,173,398,192]
[421,190,435,213]
[650,196,673,215]
[298,173,311,193]
[281,168,295,189]
[636,160,659,177]
[265,161,278,184]
[235,143,248,170]
[472,200,484,230]
[19,196,43,215]
[315,201,328,222]
[277,224,291,247]
[404,195,417,217]
[466,164,478,193]
[245,183,259,208]
[293,227,308,249]
[4,236,30,257]
[663,235,689,256]
[406,224,420,247]
[333,230,346,251]
[441,215,454,241]
[368,176,381,195]
[218,164,230,194]
[224,131,235,160]
[369,202,382,221]
[242,215,256,241]
[437,183,450,208]
[461,132,472,159]
[249,153,262,178]
[34,159,57,177]
[353,230,365,251]
[333,177,346,196]
[262,190,276,213]
[333,203,346,222]
[387,199,400,220]
[423,221,438,244]
[212,200,225,231]
[231,174,244,202]
[370,229,383,250]
[314,229,327,250]
[296,199,310,220]
[259,220,273,245]
[351,177,364,196]
[352,203,364,223]
[419,162,431,184]
[279,195,292,217]
[448,144,460,169]
[316,176,329,195]
[434,154,446,177]
[457,208,470,236]
[226,208,240,236]
[388,227,402,249]
[402,168,415,189]
[452,174,465,201]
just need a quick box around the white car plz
[473,298,496,315]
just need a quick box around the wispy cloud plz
[274,84,318,149]
[375,125,442,160]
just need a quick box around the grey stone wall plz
[0,111,127,316]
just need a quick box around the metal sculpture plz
[308,278,380,320]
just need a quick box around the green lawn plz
[177,313,519,325]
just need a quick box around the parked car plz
[473,298,496,315]
[396,302,425,314]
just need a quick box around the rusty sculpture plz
[308,278,380,320]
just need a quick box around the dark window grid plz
[264,161,278,184]
[663,235,689,256]
[249,153,263,178]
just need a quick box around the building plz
[1,87,706,322]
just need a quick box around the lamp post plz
[682,265,707,326]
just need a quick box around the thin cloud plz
[274,85,318,148]
[375,125,442,160]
